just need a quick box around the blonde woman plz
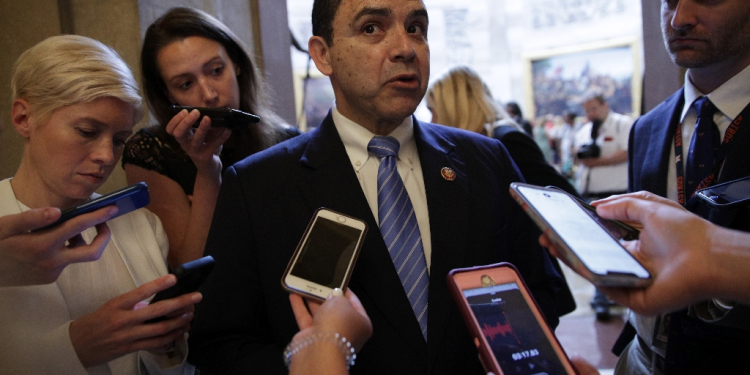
[0,35,198,374]
[427,66,577,315]
[426,66,579,198]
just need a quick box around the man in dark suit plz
[187,0,569,374]
[617,1,750,373]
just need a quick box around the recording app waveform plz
[481,312,521,344]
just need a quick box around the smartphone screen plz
[289,216,362,288]
[512,183,650,284]
[283,209,367,301]
[576,200,639,241]
[464,282,569,374]
[543,186,639,241]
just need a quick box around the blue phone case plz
[33,182,150,232]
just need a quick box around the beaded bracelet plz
[283,331,357,370]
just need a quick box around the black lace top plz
[122,126,301,195]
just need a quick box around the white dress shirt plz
[332,107,433,271]
[574,111,634,194]
[666,63,750,202]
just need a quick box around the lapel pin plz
[441,167,456,181]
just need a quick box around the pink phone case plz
[447,263,576,375]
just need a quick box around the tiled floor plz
[554,261,627,374]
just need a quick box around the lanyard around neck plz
[674,101,749,206]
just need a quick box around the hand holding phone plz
[33,182,150,232]
[447,263,576,375]
[170,105,260,129]
[145,255,215,323]
[510,183,651,287]
[282,208,368,302]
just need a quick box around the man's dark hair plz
[563,110,577,122]
[581,89,607,105]
[312,0,343,46]
[505,101,523,117]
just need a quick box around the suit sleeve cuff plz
[139,335,193,375]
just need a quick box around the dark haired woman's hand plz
[167,108,230,177]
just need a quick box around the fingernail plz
[182,312,194,319]
[191,293,202,303]
[165,274,177,286]
[332,288,343,297]
[43,208,55,221]
[108,206,119,217]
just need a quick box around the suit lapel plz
[638,89,684,195]
[297,113,429,351]
[706,101,750,226]
[413,121,471,366]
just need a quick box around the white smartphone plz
[281,208,368,302]
[447,263,576,375]
[509,182,651,287]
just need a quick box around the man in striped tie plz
[188,0,572,373]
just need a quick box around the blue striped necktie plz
[686,96,720,196]
[368,136,429,340]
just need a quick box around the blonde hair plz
[11,35,143,125]
[426,66,508,135]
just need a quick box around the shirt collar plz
[332,105,417,171]
[681,63,750,122]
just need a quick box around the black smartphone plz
[170,105,260,129]
[145,256,215,323]
[510,183,651,287]
[695,176,750,210]
[33,182,150,232]
[447,263,576,375]
[281,208,368,302]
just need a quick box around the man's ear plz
[11,99,33,138]
[308,36,333,76]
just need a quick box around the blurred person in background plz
[505,101,534,136]
[426,66,579,315]
[573,90,634,320]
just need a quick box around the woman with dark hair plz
[123,7,300,268]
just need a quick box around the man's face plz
[661,0,750,69]
[582,99,608,122]
[324,0,430,130]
